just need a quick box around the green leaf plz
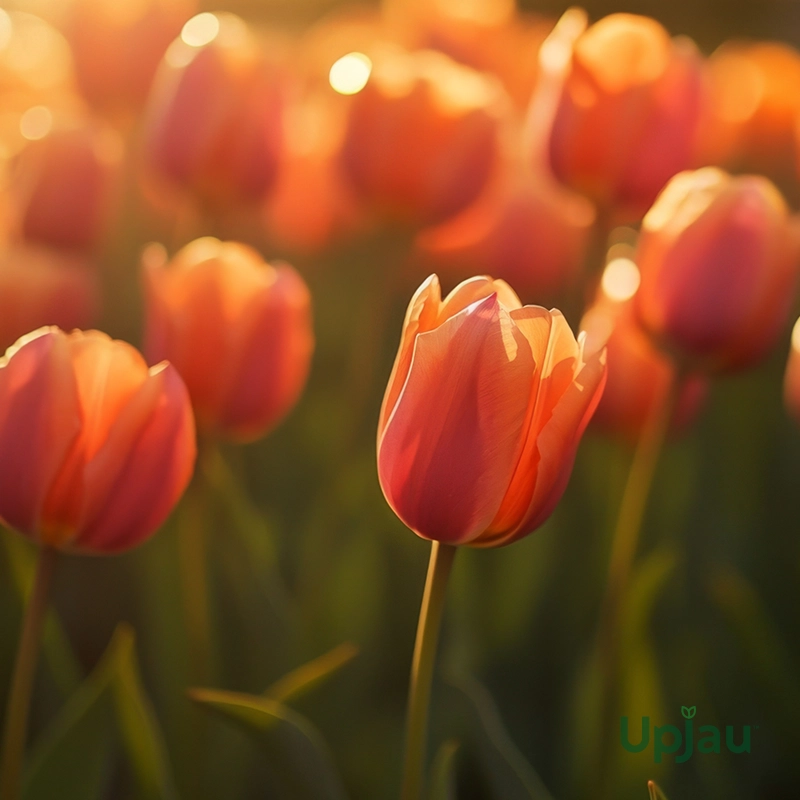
[428,740,460,800]
[188,688,348,800]
[2,533,81,697]
[439,676,555,800]
[647,779,670,799]
[265,642,358,705]
[24,624,177,800]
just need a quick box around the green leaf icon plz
[681,706,696,719]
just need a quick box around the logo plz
[620,706,753,763]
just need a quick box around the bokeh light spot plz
[329,52,372,95]
[181,13,220,48]
[602,257,641,302]
[19,105,52,141]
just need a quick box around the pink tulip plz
[634,167,800,372]
[142,13,284,209]
[143,237,314,442]
[377,275,606,546]
[0,327,195,553]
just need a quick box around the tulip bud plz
[10,121,123,252]
[142,12,284,209]
[581,260,706,443]
[0,328,195,553]
[634,167,799,372]
[339,46,505,226]
[547,13,704,216]
[143,237,314,442]
[377,274,606,546]
[0,244,100,351]
[65,0,197,117]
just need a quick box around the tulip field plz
[1,1,800,799]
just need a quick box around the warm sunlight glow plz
[329,52,372,95]
[601,257,641,302]
[792,317,800,352]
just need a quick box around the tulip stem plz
[595,366,681,796]
[0,545,58,800]
[401,540,457,800]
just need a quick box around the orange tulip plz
[10,122,123,253]
[700,41,800,177]
[143,237,314,442]
[65,0,196,117]
[339,46,505,226]
[0,327,195,553]
[634,167,800,372]
[142,12,284,209]
[0,244,99,351]
[581,285,706,443]
[547,13,704,217]
[377,274,606,546]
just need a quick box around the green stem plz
[178,476,213,687]
[401,541,457,800]
[595,367,680,796]
[0,546,58,800]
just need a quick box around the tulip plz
[0,327,195,554]
[339,46,505,227]
[143,237,314,442]
[142,12,284,209]
[700,41,800,178]
[634,167,800,372]
[65,0,196,117]
[10,122,123,253]
[0,244,100,351]
[581,284,706,444]
[377,274,606,547]
[547,13,704,217]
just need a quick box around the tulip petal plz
[378,274,442,438]
[218,265,314,440]
[378,294,533,544]
[0,330,81,538]
[76,364,196,553]
[485,329,606,546]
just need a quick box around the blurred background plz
[1,1,800,799]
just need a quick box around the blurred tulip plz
[143,237,314,442]
[634,167,800,372]
[415,153,595,303]
[783,319,800,424]
[384,0,553,110]
[65,0,196,118]
[377,274,606,546]
[581,263,707,443]
[0,327,195,553]
[339,46,505,227]
[547,13,704,217]
[263,91,364,255]
[700,41,800,177]
[0,244,99,351]
[142,12,284,209]
[9,121,123,252]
